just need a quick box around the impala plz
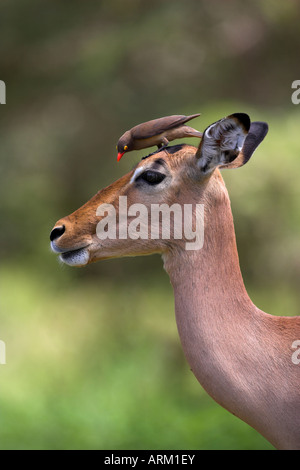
[50,113,300,449]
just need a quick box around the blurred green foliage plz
[0,265,274,450]
[1,0,300,450]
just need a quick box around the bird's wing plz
[132,114,201,139]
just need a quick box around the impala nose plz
[50,225,65,242]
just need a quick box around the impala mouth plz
[60,247,90,267]
[51,242,90,267]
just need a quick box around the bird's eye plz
[124,145,128,151]
[137,170,166,185]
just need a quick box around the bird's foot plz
[157,144,169,152]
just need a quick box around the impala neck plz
[162,174,296,449]
[163,176,256,384]
[164,174,252,315]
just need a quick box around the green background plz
[1,0,300,450]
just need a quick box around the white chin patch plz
[59,248,89,267]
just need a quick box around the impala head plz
[50,113,268,267]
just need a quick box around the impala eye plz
[137,170,166,185]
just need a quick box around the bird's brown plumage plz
[117,113,202,161]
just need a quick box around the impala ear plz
[219,121,269,169]
[196,113,251,174]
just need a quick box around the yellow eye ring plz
[124,145,128,151]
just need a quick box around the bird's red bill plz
[117,152,125,162]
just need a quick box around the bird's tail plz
[183,126,203,138]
